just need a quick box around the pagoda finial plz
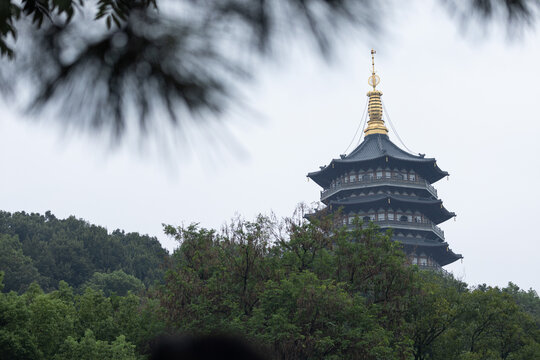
[368,49,380,90]
[364,49,388,136]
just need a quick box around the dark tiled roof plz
[396,236,463,266]
[307,134,448,187]
[346,134,432,162]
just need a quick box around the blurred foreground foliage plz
[0,0,539,142]
[1,208,540,359]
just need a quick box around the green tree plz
[504,282,540,326]
[0,271,162,359]
[109,293,166,355]
[47,231,94,288]
[0,233,42,292]
[160,223,237,333]
[0,273,41,359]
[55,329,139,360]
[0,210,168,291]
[249,270,396,359]
[83,270,145,297]
[460,286,539,360]
[407,271,467,360]
[27,290,76,358]
[75,288,117,341]
[424,282,540,360]
[157,213,417,358]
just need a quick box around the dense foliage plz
[1,209,539,359]
[0,211,168,292]
[156,214,540,359]
[0,274,164,359]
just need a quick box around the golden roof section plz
[364,49,389,136]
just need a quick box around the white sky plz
[1,2,539,291]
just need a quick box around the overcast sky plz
[1,2,539,291]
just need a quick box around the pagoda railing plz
[417,263,448,273]
[321,177,437,200]
[350,219,445,240]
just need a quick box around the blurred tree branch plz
[0,0,538,142]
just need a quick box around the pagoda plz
[307,50,462,268]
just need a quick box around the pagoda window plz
[395,173,403,180]
[376,171,383,179]
[377,213,385,221]
[410,173,416,181]
[419,257,427,266]
[399,215,408,222]
[362,216,371,222]
[349,174,356,182]
[414,216,422,223]
[385,171,391,178]
[407,215,413,222]
[363,174,372,181]
[348,216,355,225]
[388,212,395,221]
[344,176,348,183]
[411,257,418,265]
[342,218,347,226]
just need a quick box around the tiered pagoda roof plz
[308,133,448,187]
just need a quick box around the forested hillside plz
[1,210,539,359]
[0,211,168,293]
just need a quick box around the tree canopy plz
[155,213,540,359]
[0,210,168,292]
[1,208,539,359]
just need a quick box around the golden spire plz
[364,49,389,136]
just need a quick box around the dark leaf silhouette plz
[0,0,538,142]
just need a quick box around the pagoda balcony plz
[349,219,445,240]
[321,177,437,201]
[417,263,448,273]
